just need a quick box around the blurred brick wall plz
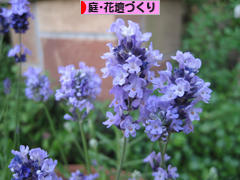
[11,0,184,101]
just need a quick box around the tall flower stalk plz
[116,137,127,180]
[55,62,101,174]
[2,0,33,147]
[101,18,163,179]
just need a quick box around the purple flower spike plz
[143,50,212,142]
[9,0,32,34]
[55,62,101,121]
[102,18,163,138]
[8,44,31,63]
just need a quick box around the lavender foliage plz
[24,67,53,102]
[102,18,163,138]
[144,51,212,142]
[69,170,98,180]
[55,62,101,121]
[8,145,62,180]
[144,151,179,180]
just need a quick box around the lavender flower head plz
[8,44,31,63]
[9,0,32,33]
[144,151,179,180]
[3,78,11,94]
[0,7,12,33]
[55,62,101,121]
[102,18,163,138]
[144,51,212,142]
[69,170,98,180]
[24,67,53,102]
[9,145,62,180]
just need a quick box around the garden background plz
[0,0,240,179]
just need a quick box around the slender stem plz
[1,96,9,179]
[79,121,91,174]
[73,138,85,160]
[42,104,68,165]
[14,34,22,148]
[116,137,127,180]
[160,134,171,169]
[0,35,3,52]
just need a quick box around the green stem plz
[73,138,85,160]
[79,121,91,174]
[0,35,3,53]
[42,104,68,165]
[159,134,171,169]
[1,96,10,179]
[14,34,23,148]
[116,137,127,180]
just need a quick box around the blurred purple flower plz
[152,168,168,180]
[69,170,98,180]
[9,0,32,33]
[24,67,52,101]
[167,165,179,179]
[0,7,11,33]
[8,44,31,63]
[144,152,178,180]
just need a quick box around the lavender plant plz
[102,19,212,179]
[9,145,62,180]
[7,0,32,63]
[55,62,101,173]
[101,18,163,179]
